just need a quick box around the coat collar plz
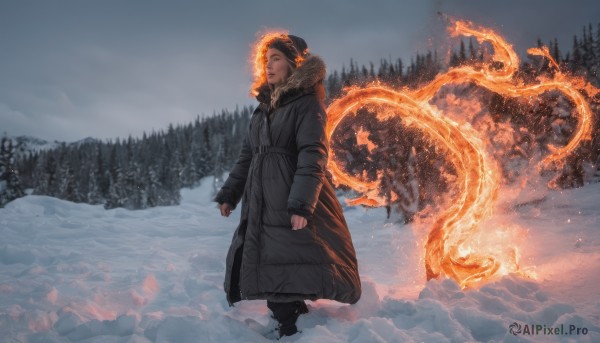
[256,55,326,109]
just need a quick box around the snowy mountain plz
[1,176,599,342]
[10,135,101,159]
[12,135,59,155]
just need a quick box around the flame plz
[355,126,377,153]
[326,20,597,288]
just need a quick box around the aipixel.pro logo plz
[509,322,588,336]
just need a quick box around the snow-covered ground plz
[1,177,599,342]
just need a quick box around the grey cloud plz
[1,0,599,141]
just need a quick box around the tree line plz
[2,23,599,221]
[4,107,252,209]
[323,23,600,221]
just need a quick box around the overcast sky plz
[1,0,599,142]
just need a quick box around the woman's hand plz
[291,214,307,230]
[219,203,233,217]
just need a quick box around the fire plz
[355,126,377,153]
[326,20,598,288]
[249,30,288,96]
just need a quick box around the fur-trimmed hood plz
[217,47,361,305]
[256,54,326,109]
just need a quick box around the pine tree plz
[586,23,599,84]
[361,65,369,80]
[145,165,161,207]
[326,70,341,100]
[104,172,124,209]
[596,23,600,70]
[459,39,467,63]
[125,159,146,209]
[449,51,460,67]
[58,160,79,202]
[158,139,181,206]
[39,153,59,196]
[0,137,25,207]
[122,140,146,209]
[572,35,583,72]
[396,58,404,85]
[587,24,596,67]
[96,145,109,199]
[468,38,476,62]
[395,146,419,223]
[536,37,543,48]
[582,25,591,69]
[377,59,387,80]
[552,37,561,64]
[87,169,102,204]
[104,145,124,209]
[212,136,225,196]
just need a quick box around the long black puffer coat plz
[215,54,361,306]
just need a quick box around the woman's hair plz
[267,37,304,70]
[251,33,309,96]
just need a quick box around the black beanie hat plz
[268,34,309,67]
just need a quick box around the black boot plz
[267,300,309,337]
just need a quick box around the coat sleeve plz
[288,96,328,220]
[214,133,252,210]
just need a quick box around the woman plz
[215,33,361,338]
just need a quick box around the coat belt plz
[252,146,296,157]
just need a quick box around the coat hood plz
[255,55,327,109]
[250,32,326,109]
[270,55,326,108]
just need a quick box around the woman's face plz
[265,48,291,87]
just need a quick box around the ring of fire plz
[325,20,598,288]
